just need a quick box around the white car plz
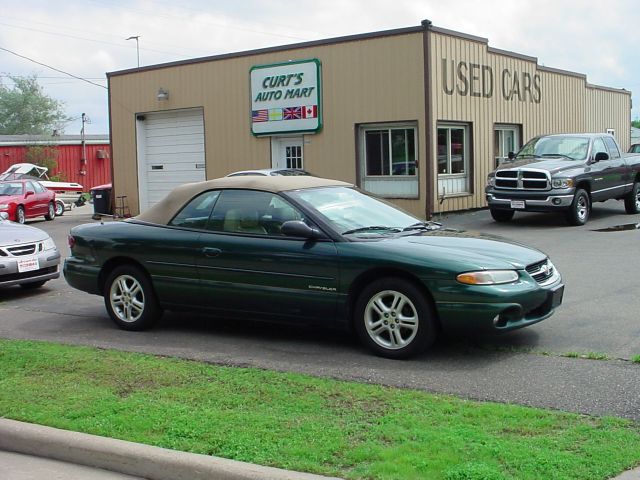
[0,212,60,289]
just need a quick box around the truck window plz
[603,137,620,159]
[592,138,608,160]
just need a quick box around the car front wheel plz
[16,206,25,224]
[624,182,640,214]
[104,265,161,331]
[354,278,437,359]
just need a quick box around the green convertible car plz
[64,176,564,359]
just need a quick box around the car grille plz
[1,265,57,282]
[526,259,555,284]
[495,169,549,190]
[1,243,42,257]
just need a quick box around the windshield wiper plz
[539,153,575,160]
[342,226,402,235]
[402,221,442,232]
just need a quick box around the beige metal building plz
[107,20,632,217]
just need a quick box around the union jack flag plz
[252,110,268,122]
[283,106,302,120]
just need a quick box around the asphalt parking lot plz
[1,201,639,420]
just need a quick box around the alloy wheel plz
[109,274,146,323]
[576,195,588,221]
[364,289,419,350]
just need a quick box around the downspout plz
[421,19,434,219]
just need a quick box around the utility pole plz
[80,113,90,176]
[126,35,140,68]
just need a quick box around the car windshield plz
[0,182,24,196]
[288,186,428,235]
[516,136,590,161]
[274,169,310,176]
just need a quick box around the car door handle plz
[202,247,221,257]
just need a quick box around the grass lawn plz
[1,338,639,480]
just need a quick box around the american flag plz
[252,110,268,122]
[283,106,302,120]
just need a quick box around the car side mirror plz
[594,152,609,162]
[507,151,515,160]
[25,190,35,197]
[281,220,320,239]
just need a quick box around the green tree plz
[0,75,70,135]
[632,120,640,129]
[24,145,65,181]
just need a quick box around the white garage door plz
[136,108,206,211]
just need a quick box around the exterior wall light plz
[157,88,169,101]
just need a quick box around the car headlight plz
[42,237,57,251]
[487,175,496,187]
[0,204,9,210]
[551,178,574,189]
[457,270,519,285]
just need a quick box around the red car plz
[0,180,56,224]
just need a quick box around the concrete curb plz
[0,419,341,480]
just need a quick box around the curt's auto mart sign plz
[250,59,322,135]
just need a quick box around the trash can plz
[90,183,113,216]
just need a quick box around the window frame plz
[357,122,419,200]
[436,122,472,197]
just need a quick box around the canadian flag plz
[302,105,317,119]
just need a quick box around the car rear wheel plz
[104,265,161,331]
[565,189,590,226]
[490,208,515,222]
[55,200,65,216]
[44,202,55,221]
[624,182,640,214]
[16,206,25,224]
[354,278,437,359]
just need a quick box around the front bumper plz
[432,274,564,334]
[0,250,61,288]
[485,188,574,212]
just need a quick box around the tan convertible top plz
[135,175,352,225]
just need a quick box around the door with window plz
[271,137,304,170]
[437,124,470,197]
[494,125,521,167]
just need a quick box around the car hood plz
[496,157,585,175]
[360,229,547,271]
[0,194,24,203]
[0,221,49,245]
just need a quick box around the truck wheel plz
[565,189,590,226]
[490,209,515,222]
[624,182,640,214]
[354,278,437,359]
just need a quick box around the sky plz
[0,0,638,135]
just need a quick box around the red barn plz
[0,134,111,190]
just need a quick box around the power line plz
[0,46,108,90]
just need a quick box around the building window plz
[286,145,303,169]
[494,124,521,167]
[359,124,418,198]
[437,123,470,196]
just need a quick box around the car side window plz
[169,190,220,229]
[603,137,620,159]
[25,181,36,193]
[32,182,46,193]
[208,190,305,236]
[592,138,608,159]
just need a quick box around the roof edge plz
[107,25,424,77]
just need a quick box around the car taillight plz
[67,235,76,249]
